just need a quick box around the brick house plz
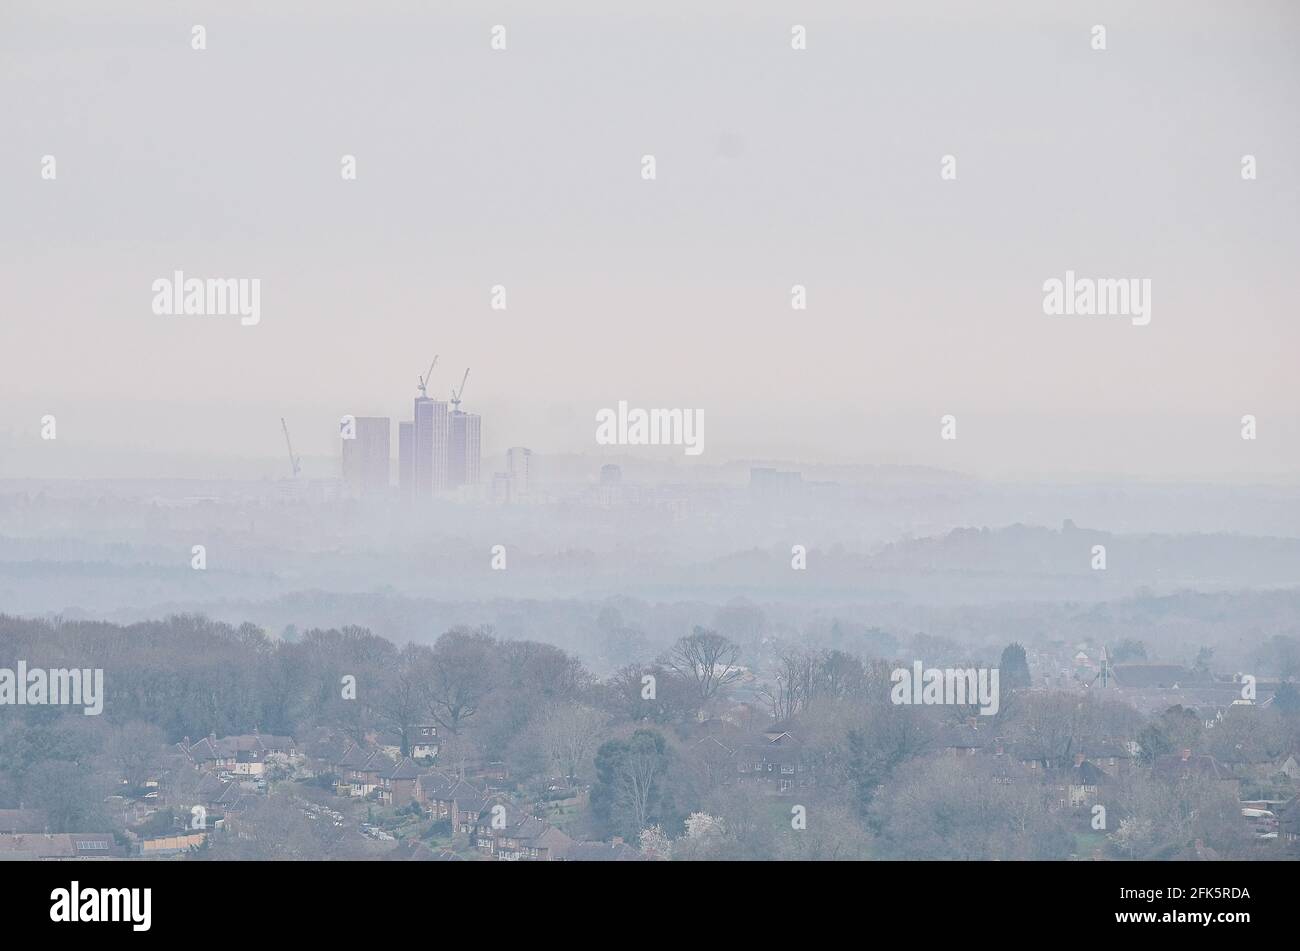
[378,757,424,807]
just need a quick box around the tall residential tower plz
[341,416,391,496]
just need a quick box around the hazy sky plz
[3,0,1298,479]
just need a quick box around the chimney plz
[1181,748,1192,761]
[967,716,978,729]
[1073,752,1085,767]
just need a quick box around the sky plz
[2,0,1298,480]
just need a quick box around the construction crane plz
[417,356,439,398]
[450,368,469,411]
[280,417,302,478]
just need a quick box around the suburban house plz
[410,725,440,760]
[1058,754,1111,807]
[334,745,398,798]
[690,734,740,787]
[1081,738,1139,774]
[939,722,992,757]
[194,772,249,816]
[0,833,122,860]
[686,718,754,787]
[378,757,425,808]
[1153,749,1239,795]
[1276,752,1300,781]
[417,774,491,834]
[987,758,1040,787]
[738,729,812,792]
[467,814,649,862]
[476,815,576,861]
[180,731,298,777]
[1278,798,1300,847]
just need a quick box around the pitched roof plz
[740,730,804,762]
[196,773,229,801]
[414,769,455,795]
[533,824,576,854]
[692,718,749,745]
[335,745,397,775]
[1081,738,1135,759]
[692,735,740,757]
[213,782,246,806]
[335,743,372,769]
[506,814,541,836]
[1277,797,1300,835]
[1070,760,1110,785]
[1153,752,1233,781]
[187,737,221,762]
[386,757,423,781]
[0,833,118,858]
[187,733,296,762]
[420,775,484,802]
[987,759,1043,784]
[360,750,398,775]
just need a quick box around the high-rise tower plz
[445,368,480,489]
[397,420,414,500]
[506,446,532,495]
[447,410,480,488]
[341,416,391,496]
[413,396,449,496]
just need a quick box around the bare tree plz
[371,644,435,756]
[816,649,867,701]
[536,702,608,785]
[869,756,1072,860]
[204,791,370,861]
[500,640,587,699]
[759,648,814,720]
[103,721,167,790]
[761,647,868,721]
[616,733,667,832]
[428,627,498,735]
[668,627,743,705]
[603,662,695,723]
[1007,692,1099,768]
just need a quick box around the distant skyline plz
[4,407,1300,484]
[3,0,1298,480]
